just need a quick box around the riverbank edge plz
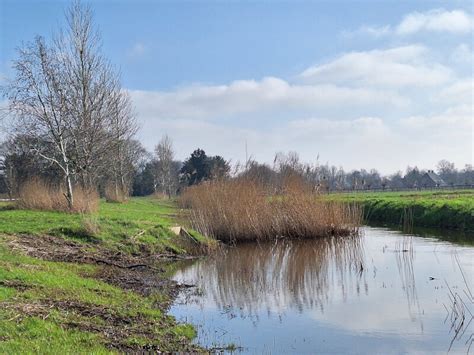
[0,198,216,353]
[359,199,473,232]
[324,190,473,232]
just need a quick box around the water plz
[170,227,474,354]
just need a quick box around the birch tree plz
[3,1,136,208]
[154,135,176,197]
[60,1,136,188]
[4,37,76,208]
[107,91,138,197]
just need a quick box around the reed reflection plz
[174,236,366,317]
[395,235,423,330]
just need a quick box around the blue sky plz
[1,0,473,173]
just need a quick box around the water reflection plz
[171,227,474,354]
[395,235,423,329]
[370,221,474,246]
[175,236,365,317]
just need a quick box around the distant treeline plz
[135,153,471,195]
[1,134,472,199]
[0,135,230,199]
[231,154,474,192]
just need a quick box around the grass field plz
[328,189,474,232]
[0,197,212,254]
[0,198,213,353]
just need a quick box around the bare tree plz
[106,91,138,198]
[4,36,76,207]
[103,138,145,199]
[436,159,455,177]
[154,135,176,197]
[3,1,136,208]
[60,1,137,188]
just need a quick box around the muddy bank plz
[1,233,205,352]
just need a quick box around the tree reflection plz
[174,236,365,317]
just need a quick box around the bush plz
[17,178,99,213]
[180,178,362,243]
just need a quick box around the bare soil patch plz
[1,233,201,352]
[5,233,195,266]
[4,233,198,299]
[1,298,198,352]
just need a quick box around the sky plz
[0,0,473,174]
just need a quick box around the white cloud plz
[133,106,472,173]
[435,79,473,105]
[450,43,474,64]
[129,77,407,120]
[342,25,391,38]
[287,117,389,137]
[128,44,471,172]
[127,42,147,58]
[396,9,473,35]
[346,9,473,37]
[136,115,396,170]
[396,105,473,167]
[299,45,452,88]
[399,105,471,131]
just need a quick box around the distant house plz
[420,170,447,188]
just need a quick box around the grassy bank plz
[0,198,214,353]
[328,190,474,232]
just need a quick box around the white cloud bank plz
[130,41,472,172]
[299,45,451,88]
[347,8,473,37]
[130,77,406,121]
[396,9,473,35]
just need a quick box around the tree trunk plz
[115,178,119,200]
[65,171,74,209]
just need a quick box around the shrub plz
[17,178,99,213]
[180,178,362,243]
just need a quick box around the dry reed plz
[104,184,128,203]
[17,178,99,213]
[180,178,362,242]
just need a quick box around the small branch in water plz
[95,259,156,271]
[176,282,195,288]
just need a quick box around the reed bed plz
[180,179,362,242]
[104,184,129,203]
[17,178,99,213]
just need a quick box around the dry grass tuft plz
[80,214,101,236]
[180,178,362,243]
[104,184,128,203]
[151,191,169,200]
[17,178,99,213]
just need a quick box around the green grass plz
[328,189,474,231]
[0,316,111,355]
[0,197,211,254]
[0,197,211,353]
[0,241,196,353]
